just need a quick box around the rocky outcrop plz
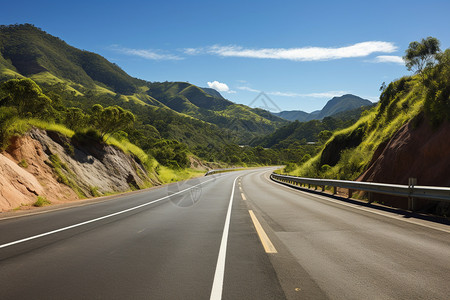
[0,128,155,211]
[358,114,450,212]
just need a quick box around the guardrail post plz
[408,178,417,211]
[368,192,373,203]
[348,189,353,198]
[322,185,325,192]
[333,186,337,195]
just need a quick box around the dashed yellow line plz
[248,210,277,253]
[241,193,247,201]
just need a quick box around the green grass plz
[29,72,83,96]
[156,165,204,183]
[0,67,24,80]
[89,186,101,197]
[3,118,75,140]
[33,196,51,207]
[107,137,158,170]
[288,76,426,180]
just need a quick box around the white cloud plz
[372,55,404,64]
[110,45,183,60]
[207,80,234,93]
[184,48,202,55]
[186,41,397,61]
[238,86,348,98]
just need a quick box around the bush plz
[18,159,28,168]
[72,128,103,144]
[284,163,297,173]
[33,196,51,207]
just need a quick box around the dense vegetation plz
[0,24,289,168]
[283,38,449,180]
[2,24,446,186]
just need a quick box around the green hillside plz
[0,24,292,167]
[146,81,287,139]
[285,45,450,180]
[0,24,286,144]
[0,24,141,94]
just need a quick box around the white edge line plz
[0,178,215,249]
[210,176,238,300]
[267,174,450,234]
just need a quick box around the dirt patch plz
[0,128,157,211]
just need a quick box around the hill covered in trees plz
[0,24,290,166]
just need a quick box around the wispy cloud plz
[110,45,183,60]
[185,41,397,61]
[237,86,260,93]
[238,86,348,98]
[372,55,404,64]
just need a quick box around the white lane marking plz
[0,178,215,249]
[210,176,239,300]
[267,175,450,234]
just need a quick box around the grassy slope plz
[287,76,424,179]
[4,118,204,188]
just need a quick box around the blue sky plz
[1,0,449,112]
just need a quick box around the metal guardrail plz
[270,173,450,211]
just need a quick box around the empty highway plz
[0,167,449,299]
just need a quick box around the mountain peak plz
[273,94,373,122]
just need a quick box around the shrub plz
[72,128,103,144]
[33,196,51,207]
[18,159,28,168]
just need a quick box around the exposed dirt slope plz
[0,128,155,211]
[358,114,450,211]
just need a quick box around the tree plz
[403,37,441,77]
[423,49,450,125]
[318,130,333,144]
[0,78,53,118]
[90,104,135,139]
[65,107,87,130]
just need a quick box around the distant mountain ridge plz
[274,94,373,122]
[0,24,287,143]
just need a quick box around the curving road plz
[0,167,449,299]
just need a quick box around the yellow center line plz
[248,210,277,253]
[241,193,247,201]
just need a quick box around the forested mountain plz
[251,111,366,149]
[274,94,373,122]
[0,24,287,144]
[0,24,291,167]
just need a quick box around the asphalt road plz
[0,167,449,299]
